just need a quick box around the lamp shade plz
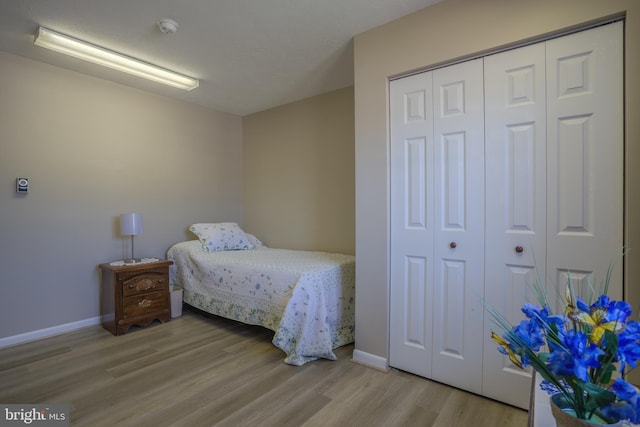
[120,213,143,236]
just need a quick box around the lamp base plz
[124,258,139,264]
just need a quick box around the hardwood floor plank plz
[0,307,528,426]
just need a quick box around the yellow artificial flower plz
[569,307,624,345]
[491,331,523,369]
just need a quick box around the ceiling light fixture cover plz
[34,27,199,91]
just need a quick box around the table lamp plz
[120,213,143,263]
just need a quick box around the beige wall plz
[0,52,243,339]
[354,0,639,365]
[243,87,355,255]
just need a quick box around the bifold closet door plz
[389,71,435,379]
[389,59,485,393]
[482,22,623,409]
[545,22,624,304]
[483,42,547,409]
[430,59,485,393]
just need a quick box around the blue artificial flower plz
[611,378,639,401]
[547,345,576,377]
[548,330,603,382]
[601,403,637,424]
[522,302,564,331]
[513,319,545,352]
[617,320,640,372]
[576,296,591,313]
[522,302,542,319]
[540,380,562,395]
[602,378,640,423]
[607,300,633,324]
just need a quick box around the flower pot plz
[550,394,622,427]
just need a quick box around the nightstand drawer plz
[122,272,168,297]
[122,291,167,319]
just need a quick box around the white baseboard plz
[0,316,101,349]
[352,349,389,372]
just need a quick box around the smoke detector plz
[157,19,179,34]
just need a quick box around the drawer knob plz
[158,279,164,284]
[515,246,524,253]
[449,241,457,249]
[138,299,152,308]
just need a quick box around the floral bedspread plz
[167,240,355,365]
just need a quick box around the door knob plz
[515,246,524,253]
[449,242,457,249]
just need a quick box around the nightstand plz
[98,260,173,335]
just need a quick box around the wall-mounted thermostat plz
[16,177,29,193]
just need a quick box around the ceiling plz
[0,0,440,116]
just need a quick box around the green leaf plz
[582,382,617,408]
[603,329,619,354]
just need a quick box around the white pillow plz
[246,233,266,248]
[189,223,254,252]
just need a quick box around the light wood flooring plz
[0,308,528,426]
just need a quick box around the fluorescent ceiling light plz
[34,27,199,91]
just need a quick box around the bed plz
[167,223,355,366]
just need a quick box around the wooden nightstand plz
[98,260,173,335]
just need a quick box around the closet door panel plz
[431,58,485,393]
[389,73,435,377]
[483,43,546,409]
[546,22,624,304]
